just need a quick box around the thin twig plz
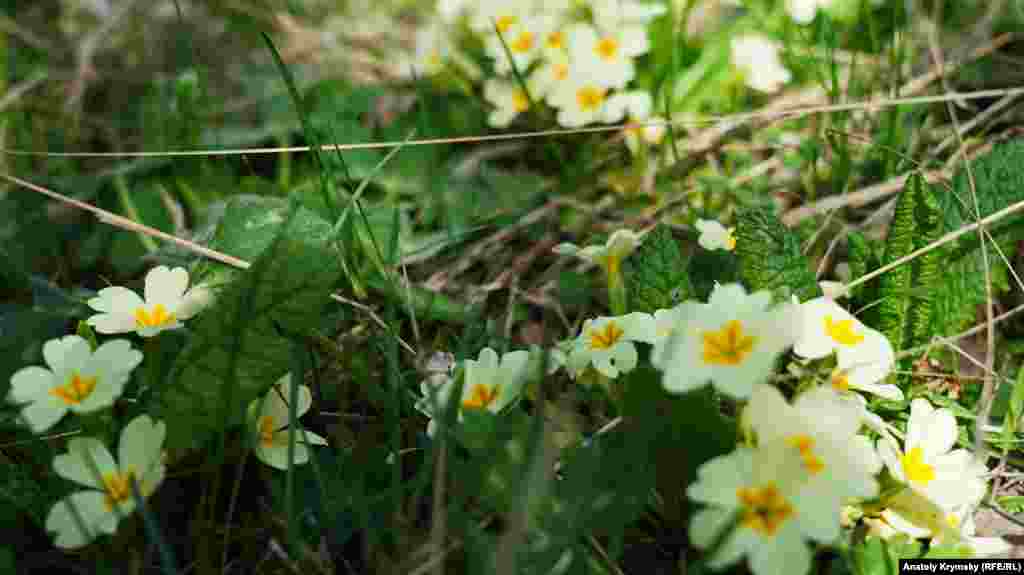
[1,89,1021,158]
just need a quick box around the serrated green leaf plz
[734,206,821,301]
[875,173,943,357]
[622,224,690,313]
[154,198,343,451]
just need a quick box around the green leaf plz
[875,173,944,357]
[154,197,343,451]
[622,224,690,313]
[734,206,821,301]
[849,536,921,575]
[846,230,883,307]
[0,306,69,388]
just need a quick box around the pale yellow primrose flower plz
[552,229,643,276]
[687,443,831,575]
[786,0,832,23]
[794,297,902,401]
[7,335,142,433]
[86,266,212,337]
[745,385,880,544]
[548,71,610,128]
[417,348,530,437]
[695,219,736,251]
[528,52,571,103]
[408,19,452,77]
[877,502,1011,557]
[46,415,166,549]
[485,16,547,75]
[568,313,657,379]
[483,78,531,128]
[654,283,799,399]
[731,34,792,94]
[247,374,329,471]
[877,398,987,510]
[566,22,646,90]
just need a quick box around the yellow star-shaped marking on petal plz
[134,304,175,329]
[824,315,864,346]
[786,434,826,474]
[736,483,794,536]
[702,320,757,366]
[588,322,625,350]
[462,384,500,410]
[900,446,936,486]
[50,372,98,405]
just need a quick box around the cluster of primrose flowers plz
[418,222,1010,575]
[406,0,669,152]
[6,267,329,549]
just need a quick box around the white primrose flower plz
[794,297,902,401]
[408,20,452,77]
[469,2,532,34]
[7,336,142,433]
[601,91,664,154]
[247,374,329,470]
[417,348,531,437]
[651,304,688,366]
[731,34,792,93]
[46,415,166,549]
[687,443,834,575]
[568,313,657,379]
[529,52,571,103]
[548,71,610,128]
[86,266,212,337]
[483,78,531,128]
[786,0,832,24]
[695,219,736,252]
[877,398,988,510]
[875,500,1010,557]
[485,16,547,75]
[566,23,647,90]
[745,385,880,543]
[655,283,799,399]
[552,229,644,275]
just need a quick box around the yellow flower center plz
[496,15,517,33]
[546,31,564,50]
[102,469,140,512]
[786,434,826,474]
[595,37,619,61]
[824,315,864,346]
[900,447,936,486]
[946,514,960,528]
[736,484,794,536]
[134,304,176,329]
[588,321,624,350]
[511,31,534,53]
[576,86,606,111]
[725,231,737,251]
[701,320,757,366]
[428,50,442,68]
[462,384,500,410]
[831,372,850,392]
[512,90,530,113]
[258,415,277,447]
[553,63,569,81]
[49,372,98,405]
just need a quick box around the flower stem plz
[606,260,627,316]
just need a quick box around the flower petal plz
[87,286,144,314]
[118,415,166,475]
[54,438,118,489]
[46,491,111,549]
[18,399,68,433]
[144,266,190,308]
[8,366,55,404]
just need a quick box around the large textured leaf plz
[845,230,883,309]
[622,224,690,313]
[153,196,343,451]
[874,173,944,356]
[735,206,821,301]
